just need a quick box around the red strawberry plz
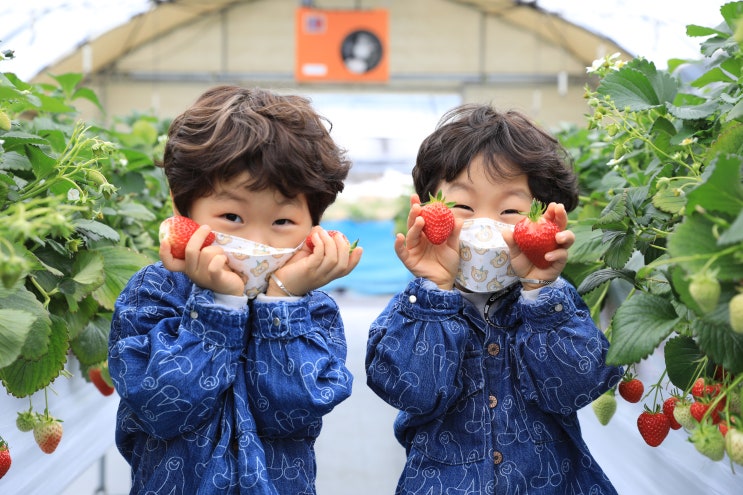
[0,439,11,479]
[691,377,720,399]
[618,376,644,403]
[512,199,561,269]
[33,416,63,454]
[305,229,358,252]
[159,216,216,259]
[419,191,455,245]
[637,408,671,447]
[89,362,115,396]
[690,400,720,424]
[662,396,682,430]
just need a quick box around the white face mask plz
[456,218,518,293]
[212,232,301,298]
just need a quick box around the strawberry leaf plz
[694,316,743,375]
[664,335,707,391]
[92,246,150,310]
[606,292,680,365]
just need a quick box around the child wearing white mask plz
[366,104,623,495]
[109,85,361,494]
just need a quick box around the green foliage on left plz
[0,70,172,397]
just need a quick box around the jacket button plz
[487,343,500,356]
[189,310,198,319]
[272,317,281,327]
[489,395,497,408]
[554,303,563,312]
[493,451,503,465]
[408,295,417,304]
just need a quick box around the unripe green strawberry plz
[673,400,696,430]
[16,410,36,432]
[420,191,455,245]
[0,110,11,131]
[730,293,743,334]
[592,391,617,425]
[33,416,63,454]
[725,427,743,467]
[690,420,725,461]
[688,271,720,314]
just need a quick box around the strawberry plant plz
[561,2,743,465]
[0,57,171,452]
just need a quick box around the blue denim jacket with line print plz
[109,262,352,495]
[366,277,623,495]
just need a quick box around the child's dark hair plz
[412,104,579,211]
[161,85,351,225]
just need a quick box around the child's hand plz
[265,226,363,297]
[501,202,575,289]
[160,224,247,296]
[395,194,462,290]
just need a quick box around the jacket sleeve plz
[244,291,353,437]
[365,278,470,423]
[514,279,624,414]
[108,263,247,439]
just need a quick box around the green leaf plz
[597,59,677,111]
[718,210,743,245]
[69,314,110,366]
[606,292,680,365]
[695,317,743,374]
[0,285,52,360]
[653,177,697,214]
[664,335,706,391]
[577,267,636,295]
[71,250,105,287]
[565,222,606,263]
[0,309,36,368]
[603,229,636,270]
[686,24,726,37]
[92,246,150,310]
[665,99,719,120]
[0,314,69,397]
[73,218,121,242]
[0,151,32,171]
[668,213,743,281]
[685,155,743,216]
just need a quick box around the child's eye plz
[453,204,473,212]
[274,218,294,226]
[502,209,521,215]
[223,213,243,223]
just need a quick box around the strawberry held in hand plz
[513,199,561,269]
[159,216,216,259]
[305,229,358,252]
[420,191,455,245]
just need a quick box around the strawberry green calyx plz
[690,420,725,461]
[524,198,547,222]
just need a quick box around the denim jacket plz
[109,262,352,495]
[366,278,623,495]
